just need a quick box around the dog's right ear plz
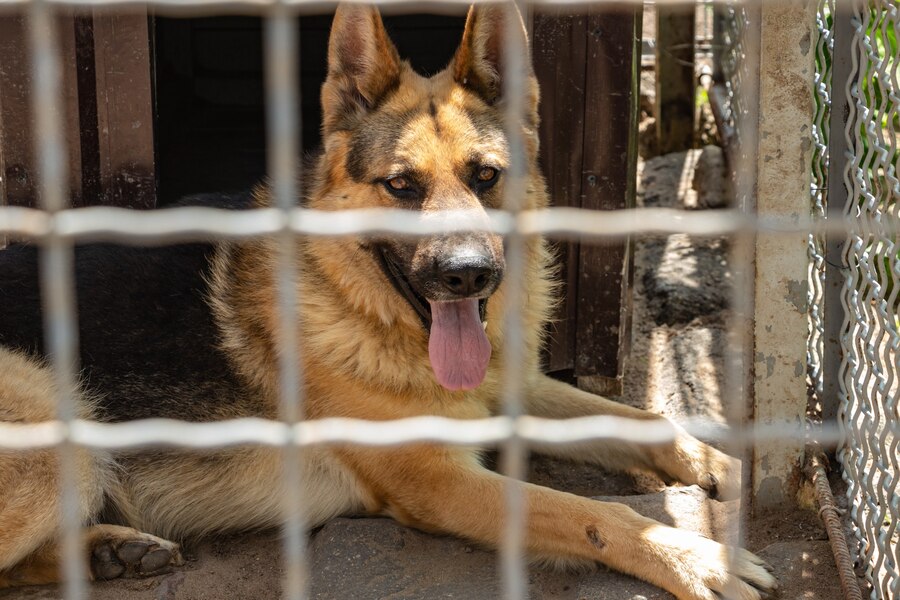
[452,4,533,106]
[321,3,401,134]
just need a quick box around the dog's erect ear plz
[452,4,533,105]
[322,4,401,133]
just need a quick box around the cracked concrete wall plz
[751,0,817,511]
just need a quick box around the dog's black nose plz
[437,255,498,297]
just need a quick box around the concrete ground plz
[0,147,847,600]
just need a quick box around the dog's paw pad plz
[91,545,126,580]
[117,540,154,564]
[91,533,182,581]
[141,548,176,572]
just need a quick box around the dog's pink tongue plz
[428,299,491,390]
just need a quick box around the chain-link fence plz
[836,2,900,598]
[711,1,749,154]
[808,0,834,416]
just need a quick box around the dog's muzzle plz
[375,243,503,391]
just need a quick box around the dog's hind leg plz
[0,350,180,587]
[0,349,105,585]
[522,373,743,500]
[0,525,184,587]
[0,444,89,587]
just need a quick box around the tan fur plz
[104,446,366,541]
[0,5,775,599]
[0,349,112,576]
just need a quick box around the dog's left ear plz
[322,3,402,134]
[451,4,536,108]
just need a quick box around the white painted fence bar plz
[263,5,307,599]
[0,415,841,450]
[498,2,528,597]
[27,1,85,598]
[1,205,899,241]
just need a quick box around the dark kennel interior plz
[152,13,466,205]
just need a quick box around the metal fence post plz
[751,0,818,510]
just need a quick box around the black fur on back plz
[0,192,263,422]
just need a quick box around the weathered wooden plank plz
[0,12,82,208]
[533,11,588,374]
[575,4,640,388]
[655,2,695,154]
[92,8,155,208]
[74,12,101,206]
[533,6,639,385]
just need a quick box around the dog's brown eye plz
[387,176,410,191]
[382,175,419,200]
[477,167,497,182]
[471,166,500,193]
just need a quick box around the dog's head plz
[311,3,542,391]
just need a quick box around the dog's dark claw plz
[90,533,182,581]
[705,473,720,499]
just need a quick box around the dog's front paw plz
[689,542,777,600]
[651,530,777,600]
[90,529,184,580]
[652,431,743,501]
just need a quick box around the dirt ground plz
[0,145,852,600]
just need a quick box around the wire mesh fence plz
[834,1,900,598]
[710,0,751,164]
[0,0,897,599]
[808,0,834,417]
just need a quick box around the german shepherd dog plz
[0,5,777,599]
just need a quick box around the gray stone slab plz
[304,487,735,600]
[307,515,674,600]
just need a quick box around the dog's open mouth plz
[376,247,491,391]
[376,247,488,329]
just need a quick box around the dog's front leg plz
[521,374,743,500]
[339,446,774,600]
